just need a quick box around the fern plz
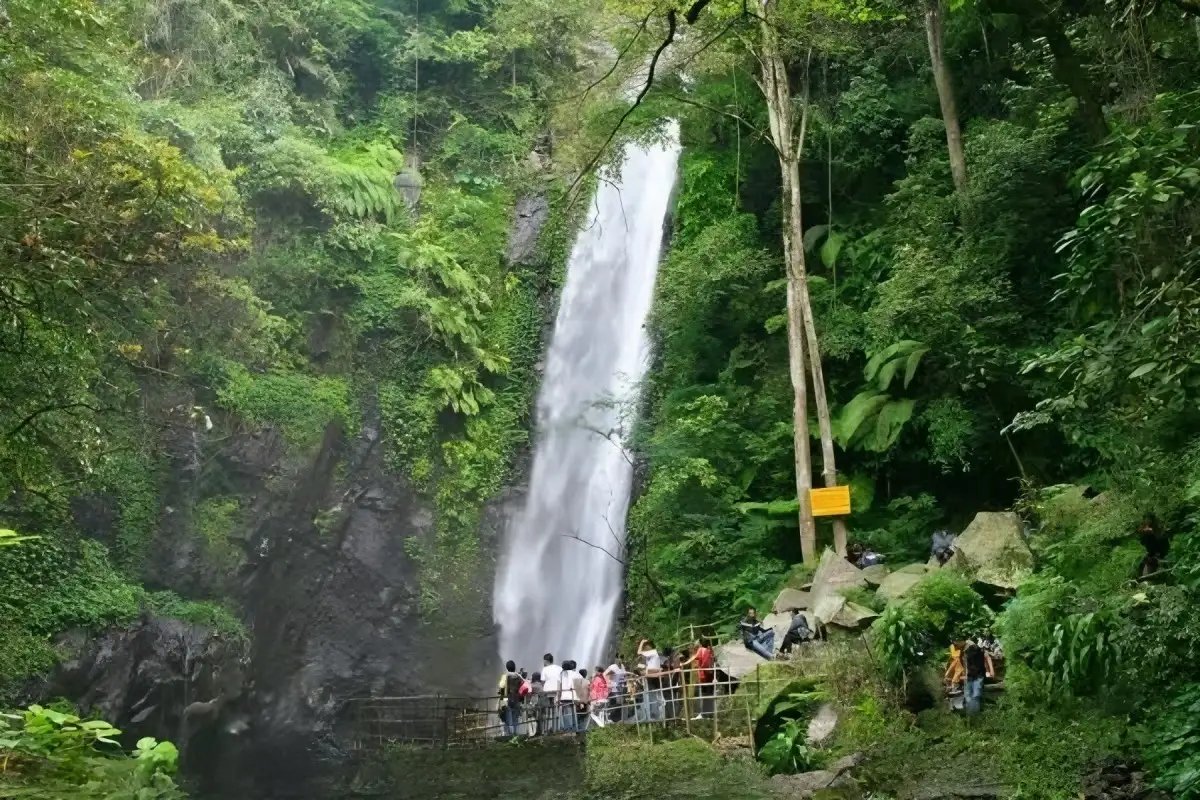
[327,142,407,223]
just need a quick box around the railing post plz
[682,666,692,736]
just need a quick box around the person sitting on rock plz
[779,609,813,656]
[740,607,775,660]
[932,529,957,565]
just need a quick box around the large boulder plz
[809,549,867,626]
[806,703,838,746]
[946,512,1033,590]
[715,642,767,680]
[877,569,925,603]
[773,588,811,613]
[861,564,889,586]
[831,602,879,629]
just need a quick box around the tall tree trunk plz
[924,0,969,191]
[758,10,817,564]
[785,107,849,558]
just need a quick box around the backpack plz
[505,672,523,703]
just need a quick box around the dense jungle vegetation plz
[0,0,607,691]
[5,0,1200,796]
[612,0,1200,795]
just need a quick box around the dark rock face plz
[41,195,555,797]
[1081,759,1169,800]
[42,614,248,790]
[507,193,550,266]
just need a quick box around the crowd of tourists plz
[495,638,719,737]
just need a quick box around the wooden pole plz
[682,667,693,736]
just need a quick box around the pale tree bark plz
[757,7,848,562]
[924,0,969,191]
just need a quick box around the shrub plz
[1145,682,1200,799]
[0,705,183,799]
[871,572,991,683]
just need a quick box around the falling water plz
[494,125,681,670]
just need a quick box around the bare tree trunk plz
[758,10,818,564]
[924,0,968,191]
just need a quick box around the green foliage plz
[0,529,38,547]
[218,365,353,446]
[852,494,944,563]
[846,700,1123,800]
[757,685,827,775]
[0,705,183,799]
[758,717,820,775]
[1145,682,1200,799]
[143,591,246,641]
[871,572,991,683]
[192,496,243,572]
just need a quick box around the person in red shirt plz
[682,638,715,719]
[589,665,610,728]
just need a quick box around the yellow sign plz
[810,486,851,517]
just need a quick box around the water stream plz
[493,126,681,671]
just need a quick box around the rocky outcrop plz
[945,512,1033,590]
[861,564,889,586]
[831,602,879,628]
[878,564,934,603]
[507,193,550,266]
[771,753,863,799]
[1080,758,1170,800]
[809,549,867,626]
[806,703,838,746]
[773,588,811,612]
[37,614,247,784]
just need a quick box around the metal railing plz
[347,663,808,751]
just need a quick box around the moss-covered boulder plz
[945,512,1033,590]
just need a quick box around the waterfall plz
[494,126,681,671]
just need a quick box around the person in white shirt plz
[558,659,580,732]
[604,658,628,723]
[638,638,665,721]
[540,653,563,733]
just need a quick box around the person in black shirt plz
[961,640,993,714]
[740,607,775,659]
[779,610,813,655]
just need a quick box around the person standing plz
[589,665,610,729]
[498,660,523,736]
[962,639,992,714]
[638,638,665,721]
[682,639,715,719]
[740,608,775,660]
[541,653,563,732]
[530,671,548,736]
[574,667,591,731]
[604,658,628,723]
[558,660,581,732]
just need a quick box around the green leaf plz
[903,347,929,389]
[802,224,828,253]
[835,391,891,447]
[1129,362,1158,379]
[864,344,898,383]
[819,231,846,270]
[866,399,915,452]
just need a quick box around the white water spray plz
[493,127,681,671]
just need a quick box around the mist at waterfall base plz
[494,128,681,672]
